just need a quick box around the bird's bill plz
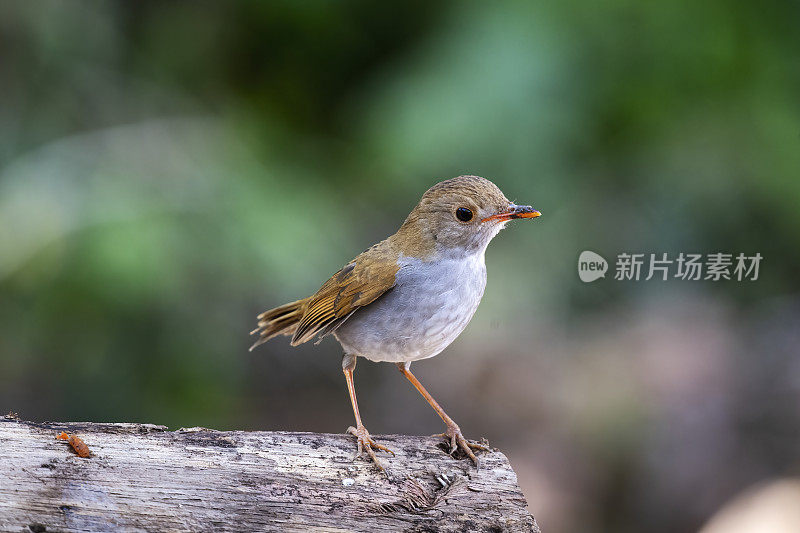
[481,204,542,223]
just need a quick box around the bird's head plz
[396,175,541,258]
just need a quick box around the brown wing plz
[291,239,400,346]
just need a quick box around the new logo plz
[578,251,608,282]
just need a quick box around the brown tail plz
[249,298,309,351]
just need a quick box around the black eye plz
[455,207,473,222]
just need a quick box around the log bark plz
[0,415,539,532]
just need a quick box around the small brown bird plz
[251,175,541,473]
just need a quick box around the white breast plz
[333,252,487,363]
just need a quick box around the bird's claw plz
[434,424,488,468]
[347,425,394,477]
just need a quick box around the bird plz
[250,175,541,474]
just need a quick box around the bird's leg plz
[342,354,394,475]
[397,362,488,467]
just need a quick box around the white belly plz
[333,253,487,363]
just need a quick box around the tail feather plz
[249,298,309,351]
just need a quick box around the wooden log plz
[0,415,539,532]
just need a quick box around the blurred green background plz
[1,2,799,532]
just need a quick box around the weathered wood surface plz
[0,416,538,532]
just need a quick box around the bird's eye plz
[455,207,473,222]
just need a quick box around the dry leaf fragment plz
[56,431,91,458]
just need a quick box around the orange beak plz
[481,204,542,223]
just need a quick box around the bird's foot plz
[434,423,488,467]
[347,425,394,477]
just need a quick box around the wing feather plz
[291,239,399,346]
